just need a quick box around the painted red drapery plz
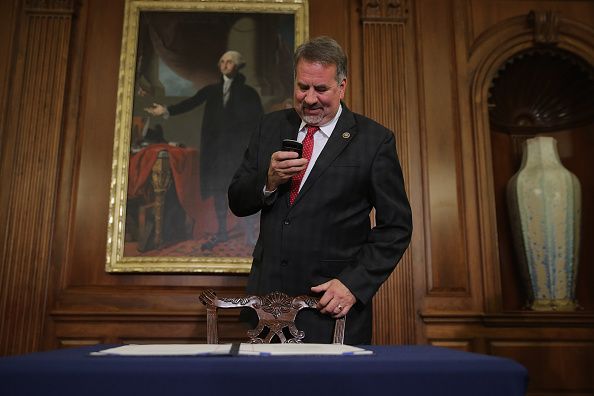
[128,144,200,238]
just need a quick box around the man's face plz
[219,54,238,77]
[294,59,346,126]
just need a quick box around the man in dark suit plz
[228,36,412,344]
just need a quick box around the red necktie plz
[289,125,318,205]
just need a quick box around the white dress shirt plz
[294,105,342,191]
[222,75,232,106]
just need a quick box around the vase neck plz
[523,137,562,167]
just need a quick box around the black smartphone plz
[282,139,303,158]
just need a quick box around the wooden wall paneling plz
[391,0,426,345]
[67,0,125,286]
[423,3,594,393]
[451,0,488,313]
[45,0,90,310]
[52,286,219,314]
[48,307,245,349]
[359,0,416,344]
[423,312,594,338]
[413,0,484,318]
[35,0,103,356]
[0,0,22,148]
[469,0,594,43]
[418,0,468,297]
[424,315,594,395]
[429,339,473,352]
[49,308,249,349]
[47,285,252,347]
[0,0,75,356]
[346,0,364,114]
[490,340,594,394]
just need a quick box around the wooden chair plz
[199,289,345,344]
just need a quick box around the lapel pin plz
[342,132,351,139]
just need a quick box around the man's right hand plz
[266,151,308,191]
[144,103,166,117]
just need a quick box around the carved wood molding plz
[528,10,559,45]
[420,311,594,327]
[24,0,74,12]
[488,48,594,133]
[51,312,209,322]
[361,0,409,22]
[199,290,345,344]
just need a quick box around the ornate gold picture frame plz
[106,0,308,273]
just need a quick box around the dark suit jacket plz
[168,73,263,198]
[228,105,412,344]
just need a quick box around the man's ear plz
[339,78,347,99]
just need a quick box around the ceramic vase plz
[506,136,581,311]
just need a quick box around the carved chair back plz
[199,289,345,344]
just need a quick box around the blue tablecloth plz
[0,345,527,396]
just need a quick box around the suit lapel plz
[291,106,357,207]
[280,110,302,207]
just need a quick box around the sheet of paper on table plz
[237,343,372,356]
[90,343,373,357]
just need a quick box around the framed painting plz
[106,0,308,272]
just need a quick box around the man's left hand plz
[311,279,356,318]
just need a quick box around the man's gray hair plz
[293,36,347,83]
[220,50,245,69]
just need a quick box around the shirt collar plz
[299,104,343,138]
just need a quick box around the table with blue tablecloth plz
[0,344,527,396]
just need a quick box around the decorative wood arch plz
[467,11,594,313]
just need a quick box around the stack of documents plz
[91,343,373,357]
